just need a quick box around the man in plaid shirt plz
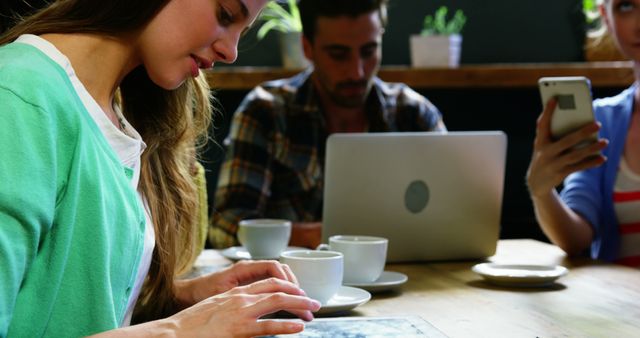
[209,0,446,249]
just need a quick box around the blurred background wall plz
[226,0,586,67]
[3,0,625,242]
[206,0,626,242]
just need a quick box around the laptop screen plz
[322,131,507,262]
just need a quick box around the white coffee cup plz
[318,235,388,284]
[237,219,291,259]
[280,250,343,304]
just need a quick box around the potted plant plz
[409,6,466,68]
[256,0,310,69]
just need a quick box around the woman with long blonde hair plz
[527,0,640,266]
[0,0,320,336]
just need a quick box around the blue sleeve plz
[559,100,608,248]
[0,88,56,335]
[560,167,603,236]
[559,92,630,259]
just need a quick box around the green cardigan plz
[0,42,145,336]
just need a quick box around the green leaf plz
[288,0,303,32]
[420,6,466,35]
[583,0,601,26]
[257,20,289,39]
[256,0,302,40]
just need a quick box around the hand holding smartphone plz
[538,76,597,147]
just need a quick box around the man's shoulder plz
[238,70,311,118]
[249,70,310,101]
[375,77,427,100]
[372,77,444,131]
[373,77,433,107]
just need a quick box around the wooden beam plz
[205,62,635,90]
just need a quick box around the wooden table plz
[194,240,640,337]
[363,240,640,337]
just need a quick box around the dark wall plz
[205,85,627,243]
[227,0,586,67]
[1,0,587,64]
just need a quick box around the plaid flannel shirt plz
[209,69,446,248]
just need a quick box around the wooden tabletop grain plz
[195,239,640,337]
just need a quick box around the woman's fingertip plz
[299,310,314,321]
[287,322,305,332]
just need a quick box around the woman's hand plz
[168,278,320,338]
[175,260,299,306]
[526,98,608,198]
[102,278,321,338]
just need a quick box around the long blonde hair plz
[0,0,212,320]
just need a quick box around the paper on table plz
[262,316,448,338]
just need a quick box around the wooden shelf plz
[205,62,635,90]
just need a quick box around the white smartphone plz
[538,76,597,144]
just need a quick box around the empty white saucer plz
[316,286,371,315]
[221,246,306,261]
[344,271,408,293]
[472,263,568,287]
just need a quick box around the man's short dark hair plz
[299,0,388,42]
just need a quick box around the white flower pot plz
[279,31,311,69]
[409,34,462,68]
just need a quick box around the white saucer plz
[472,263,568,287]
[316,286,371,315]
[344,271,408,293]
[221,246,306,261]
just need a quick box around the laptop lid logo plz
[405,180,429,213]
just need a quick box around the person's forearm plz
[87,319,176,338]
[531,190,594,256]
[173,279,197,309]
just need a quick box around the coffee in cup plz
[237,219,291,259]
[318,235,388,284]
[279,250,343,304]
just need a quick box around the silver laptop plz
[322,131,507,262]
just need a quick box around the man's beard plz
[329,80,371,108]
